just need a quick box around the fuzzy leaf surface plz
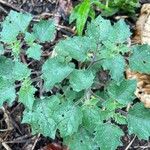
[0,77,15,107]
[129,45,150,74]
[13,61,31,80]
[128,103,150,140]
[69,69,94,92]
[86,15,112,44]
[32,20,56,42]
[42,58,74,90]
[22,96,60,139]
[102,55,125,83]
[107,79,136,104]
[94,123,124,150]
[82,105,102,132]
[26,43,42,60]
[0,10,32,43]
[55,36,95,62]
[18,79,36,110]
[54,101,83,137]
[64,129,96,150]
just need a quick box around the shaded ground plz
[0,0,150,150]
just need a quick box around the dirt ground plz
[0,0,150,150]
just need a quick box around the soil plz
[0,0,150,150]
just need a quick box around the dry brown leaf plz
[126,69,150,108]
[126,4,150,108]
[133,4,150,44]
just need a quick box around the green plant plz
[0,11,150,150]
[70,0,139,35]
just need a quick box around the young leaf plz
[42,58,74,90]
[69,69,94,92]
[0,10,32,43]
[54,101,83,137]
[26,43,42,60]
[64,128,96,150]
[82,105,102,132]
[86,15,112,44]
[0,77,15,107]
[32,20,56,42]
[102,55,125,83]
[24,32,36,46]
[127,103,150,140]
[109,19,131,43]
[129,44,150,74]
[55,36,95,62]
[22,96,60,139]
[107,79,136,104]
[13,61,31,81]
[0,56,15,79]
[94,123,124,150]
[114,113,127,125]
[11,40,22,57]
[18,78,36,110]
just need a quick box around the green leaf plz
[42,57,74,90]
[102,99,124,111]
[54,101,83,137]
[0,10,32,43]
[82,105,102,132]
[114,113,127,125]
[94,123,124,150]
[0,56,15,79]
[0,44,4,54]
[129,44,150,74]
[102,55,125,83]
[24,32,36,46]
[70,0,90,35]
[55,36,95,62]
[127,103,150,140]
[107,79,136,104]
[32,20,56,42]
[108,19,131,43]
[11,40,22,57]
[18,79,36,110]
[13,61,31,80]
[0,77,15,107]
[86,15,112,44]
[22,96,60,138]
[69,69,94,92]
[64,128,96,150]
[26,43,42,60]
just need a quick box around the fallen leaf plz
[127,4,150,108]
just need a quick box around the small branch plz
[0,5,8,14]
[0,138,12,150]
[0,0,25,12]
[125,135,136,150]
[31,134,40,150]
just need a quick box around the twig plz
[0,128,12,132]
[2,142,12,150]
[1,107,13,131]
[0,0,25,12]
[0,138,12,150]
[0,4,8,14]
[57,24,75,34]
[31,133,40,150]
[125,135,136,150]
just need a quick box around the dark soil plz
[0,0,150,150]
